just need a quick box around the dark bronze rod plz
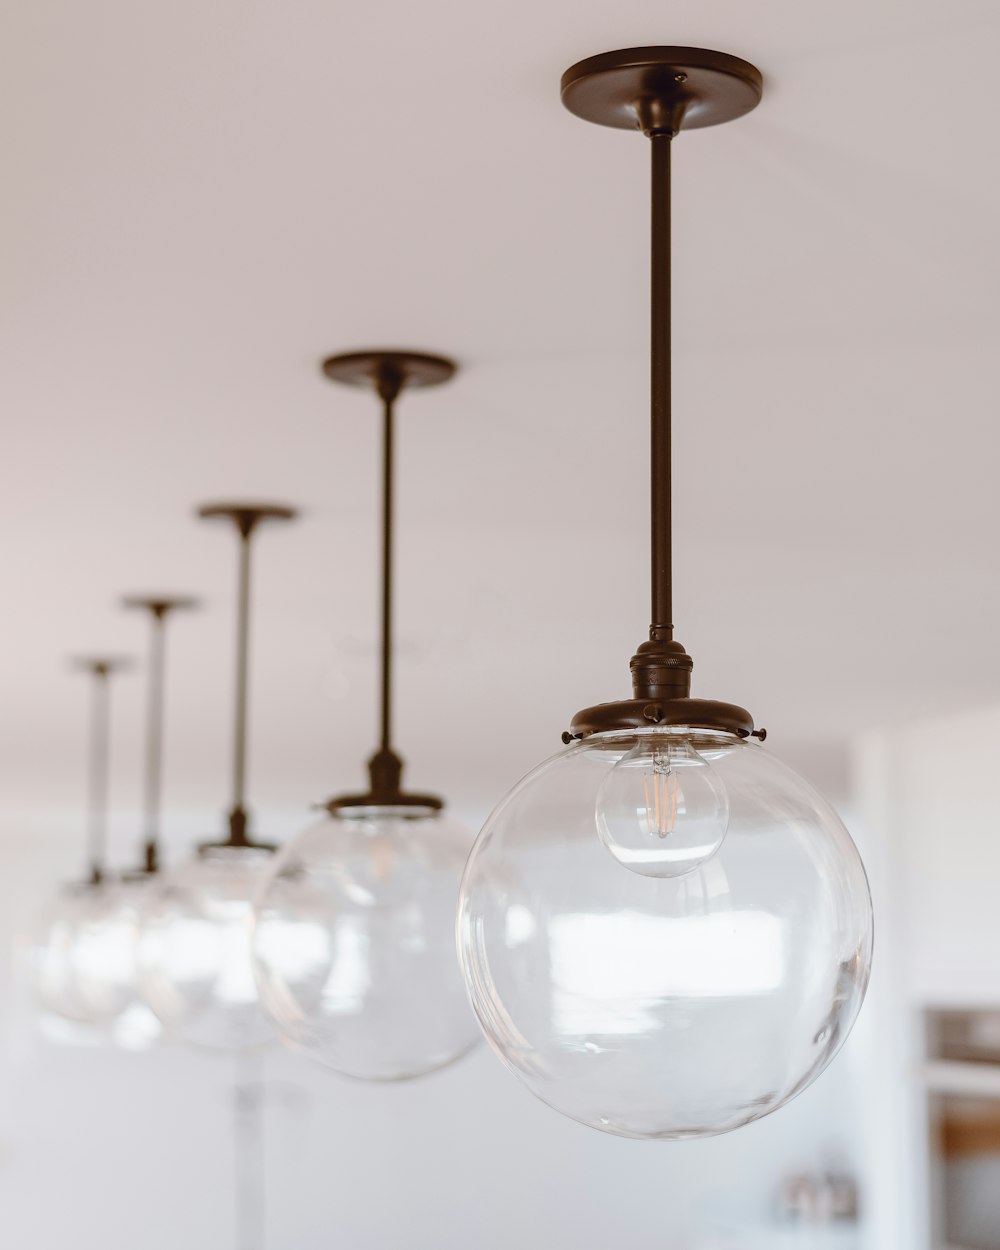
[124,596,196,871]
[380,393,394,752]
[197,502,294,847]
[649,131,673,640]
[142,609,167,871]
[87,665,112,885]
[233,521,253,813]
[376,371,402,756]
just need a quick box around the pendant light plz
[252,351,480,1080]
[137,504,296,1051]
[70,597,197,1045]
[33,656,130,1028]
[456,48,874,1139]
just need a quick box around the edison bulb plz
[252,808,480,1080]
[137,847,279,1051]
[596,735,728,876]
[457,729,873,1139]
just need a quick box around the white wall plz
[851,703,1000,1250]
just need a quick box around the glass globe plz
[137,846,278,1051]
[68,876,163,1047]
[252,807,481,1080]
[32,881,162,1048]
[457,728,873,1140]
[32,884,99,1025]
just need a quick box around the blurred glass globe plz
[252,807,480,1080]
[137,846,279,1051]
[457,729,873,1140]
[33,884,97,1026]
[70,876,162,1046]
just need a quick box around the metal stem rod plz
[87,666,111,884]
[649,131,673,640]
[142,609,167,871]
[233,521,254,815]
[377,371,401,756]
[199,501,294,847]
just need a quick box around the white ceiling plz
[4,0,1000,842]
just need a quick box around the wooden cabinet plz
[924,1008,1000,1250]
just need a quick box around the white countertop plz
[699,1223,861,1250]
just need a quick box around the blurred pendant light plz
[138,504,296,1050]
[252,351,480,1080]
[33,656,130,1031]
[457,47,874,1138]
[70,596,197,1049]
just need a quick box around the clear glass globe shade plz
[458,729,873,1140]
[33,885,98,1025]
[252,807,481,1080]
[137,846,278,1051]
[66,876,163,1046]
[32,882,162,1048]
[596,736,729,877]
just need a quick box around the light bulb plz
[596,735,729,877]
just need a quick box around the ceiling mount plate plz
[326,792,444,816]
[197,503,298,537]
[70,656,132,676]
[322,350,457,392]
[122,594,200,616]
[561,46,762,133]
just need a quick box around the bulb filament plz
[372,837,394,882]
[643,766,680,838]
